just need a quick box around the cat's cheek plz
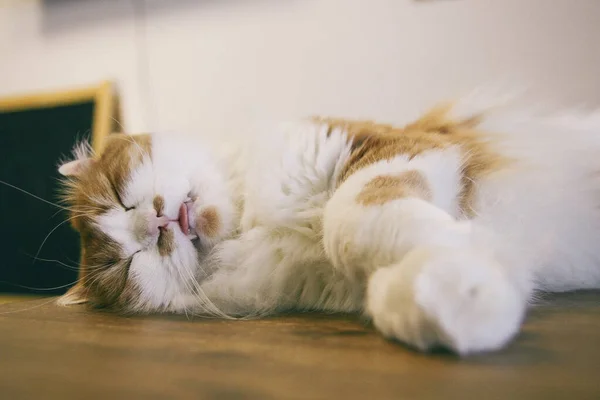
[194,206,222,239]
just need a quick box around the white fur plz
[323,149,468,279]
[367,246,525,354]
[198,122,362,315]
[76,96,600,354]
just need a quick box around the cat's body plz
[58,94,600,354]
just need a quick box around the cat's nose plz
[148,215,170,234]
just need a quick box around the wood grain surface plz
[0,291,599,399]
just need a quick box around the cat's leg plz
[366,245,527,354]
[323,151,531,354]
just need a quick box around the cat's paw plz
[366,246,526,355]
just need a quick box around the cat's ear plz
[58,159,93,177]
[57,283,89,306]
[58,141,95,177]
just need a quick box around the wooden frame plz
[0,80,122,152]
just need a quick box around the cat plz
[56,93,600,355]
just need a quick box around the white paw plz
[366,246,526,355]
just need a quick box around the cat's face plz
[57,133,236,312]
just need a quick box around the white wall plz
[1,0,600,140]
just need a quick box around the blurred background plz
[0,0,599,298]
[2,0,600,137]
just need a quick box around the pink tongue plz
[178,203,189,234]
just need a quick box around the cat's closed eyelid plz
[113,189,136,211]
[109,181,129,211]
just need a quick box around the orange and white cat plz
[57,93,600,355]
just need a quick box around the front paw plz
[366,246,526,355]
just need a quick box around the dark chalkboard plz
[0,82,119,295]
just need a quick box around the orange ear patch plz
[356,170,432,206]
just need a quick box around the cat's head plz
[56,133,236,313]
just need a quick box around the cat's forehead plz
[98,134,152,174]
[85,134,152,192]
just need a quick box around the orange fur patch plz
[62,133,153,222]
[356,170,432,206]
[199,207,221,238]
[153,195,165,216]
[315,104,507,216]
[157,229,175,257]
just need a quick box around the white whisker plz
[22,253,81,271]
[33,213,93,266]
[0,280,78,292]
[177,256,233,319]
[0,179,69,211]
[0,297,61,316]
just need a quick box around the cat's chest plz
[236,121,352,236]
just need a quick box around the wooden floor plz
[0,292,599,399]
[0,294,45,305]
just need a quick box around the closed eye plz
[108,179,136,211]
